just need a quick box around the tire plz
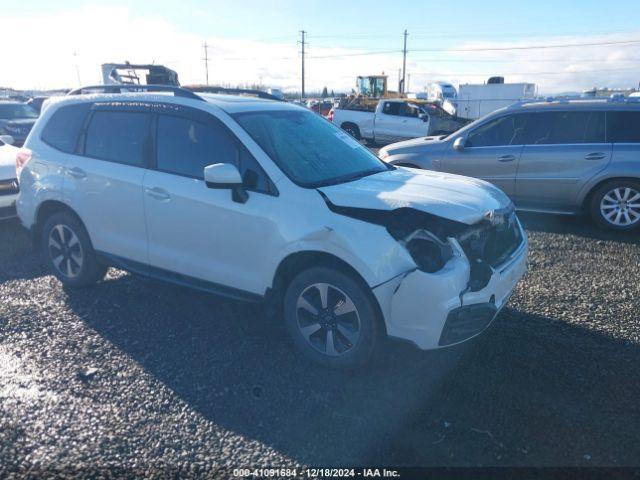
[283,266,381,368]
[341,123,361,140]
[40,211,107,287]
[589,180,640,231]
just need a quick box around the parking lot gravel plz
[0,213,639,474]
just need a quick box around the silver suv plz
[379,99,640,231]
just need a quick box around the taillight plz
[16,149,32,181]
[328,109,334,122]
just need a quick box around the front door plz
[143,109,280,295]
[440,113,529,199]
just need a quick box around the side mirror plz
[204,163,248,203]
[419,113,429,122]
[453,137,465,151]
[0,135,15,146]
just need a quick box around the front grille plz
[460,212,522,268]
[0,179,19,196]
[458,210,523,291]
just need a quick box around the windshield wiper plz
[313,168,385,188]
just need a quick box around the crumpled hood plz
[319,167,511,225]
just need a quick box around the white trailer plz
[457,82,536,120]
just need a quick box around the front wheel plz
[589,180,640,231]
[283,267,381,368]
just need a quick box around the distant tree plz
[321,86,328,98]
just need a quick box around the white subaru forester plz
[16,87,528,368]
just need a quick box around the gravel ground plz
[0,213,639,474]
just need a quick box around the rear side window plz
[41,103,91,153]
[607,111,640,143]
[84,111,151,167]
[156,114,273,193]
[382,103,401,116]
[524,111,605,145]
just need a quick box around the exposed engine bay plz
[320,192,523,293]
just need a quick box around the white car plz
[332,98,431,144]
[0,135,20,220]
[16,87,528,368]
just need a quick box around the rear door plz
[375,102,428,142]
[515,110,610,211]
[439,113,529,199]
[374,101,402,142]
[608,110,640,164]
[64,103,151,263]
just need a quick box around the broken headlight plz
[400,230,454,273]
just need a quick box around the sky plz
[1,0,640,94]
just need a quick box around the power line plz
[411,38,640,53]
[306,49,400,59]
[390,66,640,77]
[296,38,640,61]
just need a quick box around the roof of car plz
[44,90,303,115]
[509,98,640,111]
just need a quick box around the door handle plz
[585,152,607,160]
[66,167,87,179]
[498,155,516,162]
[145,187,171,201]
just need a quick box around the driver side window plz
[466,114,528,148]
[156,114,273,194]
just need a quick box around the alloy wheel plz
[48,224,84,278]
[296,282,361,357]
[600,187,640,227]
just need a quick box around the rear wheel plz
[283,267,380,368]
[40,211,107,287]
[341,123,361,140]
[589,180,640,231]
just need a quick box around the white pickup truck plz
[332,98,466,145]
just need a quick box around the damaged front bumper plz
[372,224,528,350]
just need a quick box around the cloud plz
[1,6,638,94]
[407,33,640,94]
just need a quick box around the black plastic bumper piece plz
[439,303,498,346]
[0,204,17,220]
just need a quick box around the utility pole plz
[202,42,210,85]
[298,30,306,99]
[401,29,408,94]
[72,50,81,86]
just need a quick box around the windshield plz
[233,109,390,188]
[0,104,39,120]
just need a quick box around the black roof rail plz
[183,86,283,101]
[67,84,204,101]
